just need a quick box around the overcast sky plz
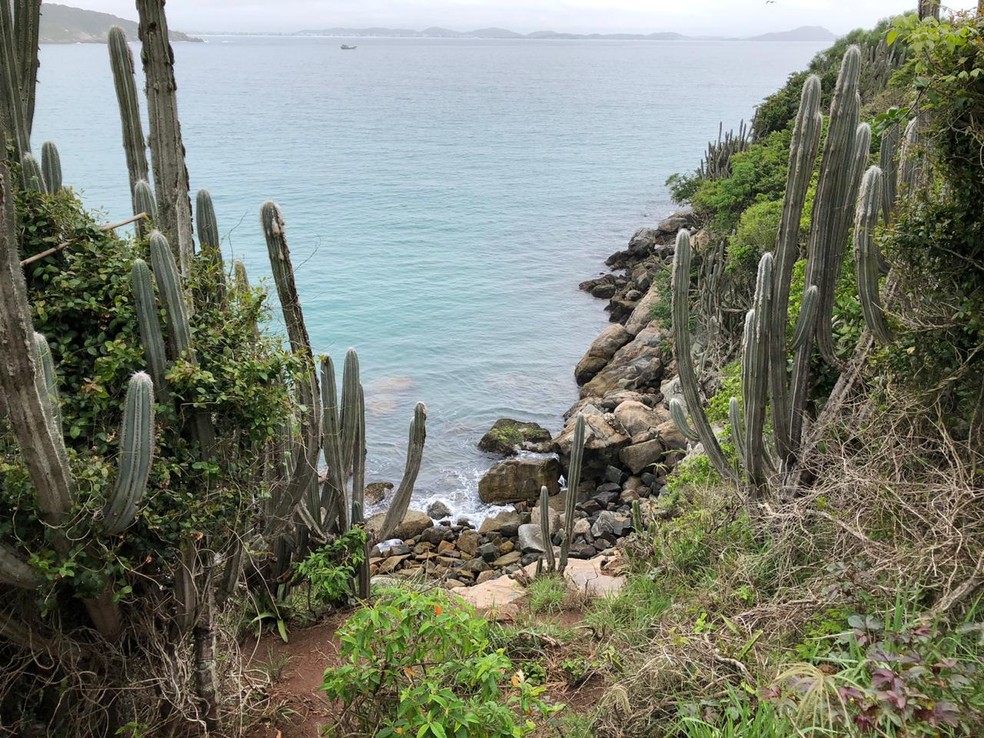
[62,1,981,36]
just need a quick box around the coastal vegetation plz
[0,2,982,737]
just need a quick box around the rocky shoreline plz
[367,210,698,589]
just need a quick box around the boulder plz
[458,529,482,557]
[614,400,670,440]
[426,500,452,520]
[656,209,694,235]
[479,510,522,535]
[477,457,562,504]
[530,506,561,535]
[607,297,637,324]
[591,511,630,540]
[478,419,552,456]
[656,419,688,451]
[619,439,665,475]
[591,282,617,299]
[366,509,432,541]
[627,227,659,256]
[365,481,393,505]
[624,276,670,336]
[517,524,546,553]
[581,325,670,399]
[574,324,634,385]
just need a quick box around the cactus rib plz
[102,372,156,534]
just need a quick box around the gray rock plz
[580,325,670,399]
[620,439,665,475]
[614,400,669,439]
[656,419,688,451]
[517,523,546,553]
[575,324,634,385]
[426,500,452,520]
[627,227,659,255]
[419,525,451,546]
[458,529,482,556]
[591,510,630,540]
[656,209,694,235]
[478,542,498,561]
[478,510,521,535]
[530,506,561,535]
[365,481,393,505]
[366,509,433,541]
[478,456,562,505]
[478,418,552,456]
[493,551,522,567]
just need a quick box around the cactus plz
[854,166,894,344]
[768,74,823,465]
[108,26,150,214]
[790,286,820,352]
[806,45,866,367]
[0,163,73,525]
[898,117,926,194]
[102,372,156,534]
[136,1,194,257]
[0,2,31,159]
[133,179,157,239]
[130,258,170,395]
[671,229,740,483]
[669,398,699,442]
[559,413,584,573]
[539,485,556,574]
[32,332,62,431]
[0,541,37,588]
[377,401,427,542]
[40,141,62,193]
[260,201,321,533]
[742,253,774,495]
[631,499,643,534]
[149,230,193,358]
[20,152,44,191]
[13,0,41,139]
[194,189,227,301]
[233,259,250,295]
[879,121,901,223]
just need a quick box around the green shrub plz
[295,528,368,606]
[321,588,559,737]
[727,200,783,272]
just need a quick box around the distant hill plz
[747,25,836,42]
[296,25,832,42]
[39,3,201,43]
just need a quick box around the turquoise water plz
[33,36,825,517]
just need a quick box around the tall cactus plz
[136,1,194,257]
[671,229,740,483]
[260,201,321,533]
[149,230,193,358]
[559,413,584,573]
[13,0,41,139]
[0,162,72,525]
[108,26,151,215]
[854,166,894,344]
[377,400,427,542]
[742,253,774,496]
[0,2,31,159]
[194,189,227,302]
[101,372,156,535]
[134,179,157,238]
[40,141,62,194]
[539,485,556,574]
[768,74,823,465]
[131,258,170,395]
[879,121,901,223]
[20,152,44,192]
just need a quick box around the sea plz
[32,35,827,520]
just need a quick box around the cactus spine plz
[854,166,893,344]
[539,485,556,574]
[136,1,194,257]
[108,26,150,214]
[102,372,156,534]
[559,413,584,573]
[670,229,740,483]
[40,141,62,193]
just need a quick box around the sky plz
[60,1,981,36]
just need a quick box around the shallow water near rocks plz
[33,36,825,519]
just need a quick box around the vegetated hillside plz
[40,3,200,43]
[579,12,984,738]
[747,24,837,42]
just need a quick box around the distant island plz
[39,3,201,43]
[294,24,836,42]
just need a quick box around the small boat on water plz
[340,44,357,50]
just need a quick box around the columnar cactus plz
[0,2,31,159]
[40,141,62,194]
[559,413,584,573]
[108,26,150,213]
[20,152,44,191]
[879,121,901,223]
[149,230,193,358]
[377,400,427,542]
[742,252,774,495]
[194,189,227,302]
[131,258,170,395]
[671,229,740,483]
[134,179,157,238]
[101,372,156,535]
[539,485,556,573]
[135,1,194,257]
[13,0,41,139]
[854,166,893,344]
[898,117,926,193]
[260,201,321,533]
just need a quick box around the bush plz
[726,200,783,273]
[321,588,559,737]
